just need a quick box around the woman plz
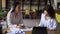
[7,2,25,28]
[7,2,25,34]
[39,5,57,30]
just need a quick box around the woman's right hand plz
[16,24,25,29]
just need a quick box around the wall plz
[2,0,6,10]
[0,0,2,10]
[57,0,60,2]
[54,0,60,9]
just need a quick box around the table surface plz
[3,27,60,34]
[20,28,32,32]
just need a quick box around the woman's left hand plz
[45,16,50,20]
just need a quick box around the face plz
[44,10,48,15]
[15,4,21,13]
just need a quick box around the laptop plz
[32,26,47,34]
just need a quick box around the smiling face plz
[15,4,21,13]
[44,10,48,16]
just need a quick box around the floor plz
[1,19,60,34]
[23,19,40,27]
[23,19,60,34]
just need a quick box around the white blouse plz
[39,13,57,30]
[7,7,13,26]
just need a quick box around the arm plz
[7,7,13,27]
[39,20,44,27]
[48,19,57,30]
[20,11,23,24]
[7,12,11,26]
[17,11,24,25]
[39,13,44,27]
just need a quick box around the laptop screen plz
[32,27,47,34]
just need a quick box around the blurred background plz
[0,0,60,26]
[0,0,60,34]
[0,0,60,27]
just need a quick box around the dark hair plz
[11,2,20,13]
[43,5,55,19]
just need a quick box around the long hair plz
[11,2,20,13]
[43,5,55,19]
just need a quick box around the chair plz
[56,13,60,23]
[32,27,47,34]
[24,9,31,19]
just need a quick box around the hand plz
[16,24,25,29]
[45,16,49,20]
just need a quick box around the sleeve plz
[21,11,23,24]
[40,13,45,20]
[7,7,13,27]
[7,12,11,26]
[39,13,44,27]
[19,11,23,24]
[48,19,57,30]
[39,20,44,27]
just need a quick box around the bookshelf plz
[6,0,55,10]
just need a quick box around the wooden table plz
[25,30,60,34]
[25,31,32,34]
[2,28,60,34]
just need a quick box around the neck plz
[15,11,19,14]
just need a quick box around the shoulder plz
[41,13,45,17]
[41,13,44,15]
[51,19,56,21]
[50,18,57,23]
[7,11,12,18]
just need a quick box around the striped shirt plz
[39,13,57,30]
[10,11,23,24]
